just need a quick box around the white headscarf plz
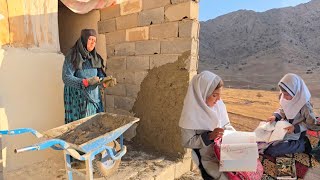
[179,71,230,131]
[279,73,311,119]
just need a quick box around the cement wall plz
[99,0,200,157]
[58,5,107,59]
[0,47,65,171]
[0,0,65,172]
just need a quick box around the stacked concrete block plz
[99,0,200,167]
[100,0,199,114]
[149,54,179,68]
[120,0,142,15]
[138,7,164,26]
[126,27,149,41]
[165,1,198,21]
[150,22,179,39]
[135,40,160,55]
[116,13,138,30]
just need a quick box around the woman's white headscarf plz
[279,73,311,119]
[179,71,230,131]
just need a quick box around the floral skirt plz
[64,86,97,124]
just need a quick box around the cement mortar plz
[45,114,132,145]
[132,51,191,158]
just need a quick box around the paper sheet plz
[220,131,258,172]
[269,121,292,142]
[222,130,256,144]
[254,121,292,143]
[254,122,273,142]
[221,143,258,160]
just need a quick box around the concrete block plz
[98,18,116,33]
[106,84,126,96]
[106,45,115,58]
[186,54,198,71]
[114,96,135,111]
[108,56,126,71]
[161,38,194,54]
[189,71,197,82]
[126,27,149,41]
[134,71,148,85]
[165,1,198,21]
[100,4,120,20]
[171,0,199,4]
[120,0,142,15]
[179,19,199,38]
[142,0,171,10]
[150,22,178,39]
[115,42,135,56]
[127,56,150,70]
[154,164,175,180]
[135,40,160,55]
[175,158,192,178]
[111,71,126,83]
[105,95,115,108]
[116,13,138,30]
[124,71,148,85]
[150,54,179,68]
[126,84,141,98]
[105,30,126,45]
[138,7,164,26]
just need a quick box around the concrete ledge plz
[103,142,193,180]
[5,142,193,180]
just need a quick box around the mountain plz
[199,0,320,96]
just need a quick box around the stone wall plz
[99,0,199,157]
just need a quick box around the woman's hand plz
[266,116,276,123]
[87,76,100,86]
[209,128,224,140]
[284,125,294,134]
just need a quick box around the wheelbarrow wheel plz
[93,140,121,178]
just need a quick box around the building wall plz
[0,0,65,172]
[99,0,199,157]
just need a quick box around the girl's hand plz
[266,116,276,123]
[284,125,294,134]
[209,128,224,140]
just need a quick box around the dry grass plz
[222,88,320,131]
[223,88,280,121]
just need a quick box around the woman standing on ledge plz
[62,29,107,124]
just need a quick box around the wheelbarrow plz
[0,112,139,180]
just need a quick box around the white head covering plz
[278,73,311,119]
[179,71,230,131]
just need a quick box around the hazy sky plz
[199,0,311,21]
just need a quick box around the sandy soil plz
[48,114,132,145]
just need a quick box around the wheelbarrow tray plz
[43,112,139,153]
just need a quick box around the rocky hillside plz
[199,0,320,95]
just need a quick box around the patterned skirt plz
[64,86,97,124]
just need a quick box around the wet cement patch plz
[132,51,192,158]
[45,113,135,145]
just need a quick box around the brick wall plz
[99,0,199,157]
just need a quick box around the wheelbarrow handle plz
[0,128,43,138]
[14,139,69,154]
[15,146,39,153]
